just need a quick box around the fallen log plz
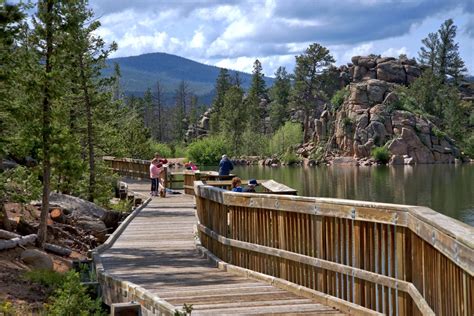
[0,229,20,239]
[44,243,72,257]
[0,234,37,250]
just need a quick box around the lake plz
[202,164,474,226]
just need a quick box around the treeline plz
[0,1,158,246]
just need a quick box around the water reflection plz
[221,164,474,226]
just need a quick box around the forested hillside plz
[105,52,274,104]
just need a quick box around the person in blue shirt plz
[218,154,233,176]
[231,177,243,192]
[244,179,259,192]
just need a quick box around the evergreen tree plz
[210,68,231,133]
[220,86,246,155]
[419,19,466,84]
[291,43,335,143]
[246,59,267,133]
[173,80,190,142]
[268,66,291,131]
[152,81,165,141]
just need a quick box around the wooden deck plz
[98,179,343,315]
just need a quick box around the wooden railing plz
[194,181,474,315]
[103,156,182,189]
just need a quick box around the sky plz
[88,0,474,76]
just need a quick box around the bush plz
[24,270,65,290]
[269,122,303,156]
[330,87,348,111]
[371,146,390,164]
[239,129,270,156]
[150,142,173,158]
[0,166,42,203]
[187,136,231,165]
[282,150,300,165]
[46,271,105,316]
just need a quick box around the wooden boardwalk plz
[98,179,344,315]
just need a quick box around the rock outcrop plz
[326,56,461,164]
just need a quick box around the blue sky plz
[89,0,473,76]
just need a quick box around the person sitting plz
[218,154,233,176]
[244,179,259,192]
[185,161,198,171]
[231,177,243,192]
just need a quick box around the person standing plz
[218,154,233,176]
[149,158,162,196]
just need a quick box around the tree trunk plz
[37,0,54,248]
[79,54,95,202]
[50,208,65,223]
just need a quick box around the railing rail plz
[103,156,181,188]
[194,181,474,315]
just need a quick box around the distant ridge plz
[105,52,274,105]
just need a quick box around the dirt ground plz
[0,247,86,314]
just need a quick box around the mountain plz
[105,52,274,105]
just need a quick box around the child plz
[149,158,162,196]
[231,177,243,192]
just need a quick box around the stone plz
[376,57,396,64]
[389,155,405,165]
[353,66,367,82]
[332,157,359,166]
[391,110,416,128]
[349,83,368,105]
[404,157,415,165]
[199,116,209,130]
[21,249,54,270]
[356,113,369,130]
[369,104,385,122]
[366,121,387,146]
[382,91,399,107]
[351,56,361,66]
[377,61,406,84]
[366,79,388,105]
[358,56,376,68]
[404,65,421,83]
[387,139,407,155]
[363,69,377,80]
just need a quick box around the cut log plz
[49,208,65,223]
[44,243,72,256]
[0,234,37,250]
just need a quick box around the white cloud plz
[89,0,473,74]
[190,31,205,49]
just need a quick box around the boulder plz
[353,66,367,82]
[389,155,405,165]
[377,61,406,84]
[366,121,387,146]
[349,83,368,106]
[21,249,54,270]
[351,56,361,66]
[376,57,396,64]
[382,91,399,107]
[49,193,106,219]
[404,65,421,83]
[387,138,408,155]
[358,56,377,68]
[332,157,359,166]
[404,157,415,165]
[366,79,388,105]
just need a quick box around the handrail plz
[194,181,474,315]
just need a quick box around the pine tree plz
[220,86,246,155]
[152,81,165,141]
[210,68,231,134]
[173,80,190,142]
[291,43,335,143]
[419,19,466,84]
[269,66,291,131]
[246,59,267,133]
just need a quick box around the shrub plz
[46,271,105,316]
[282,149,300,165]
[187,136,231,165]
[24,270,65,290]
[371,146,390,164]
[330,87,348,111]
[0,166,42,203]
[150,142,173,158]
[269,122,303,156]
[239,129,270,156]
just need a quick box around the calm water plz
[202,164,474,226]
